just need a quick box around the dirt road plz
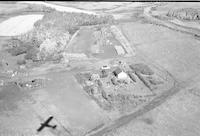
[86,73,200,136]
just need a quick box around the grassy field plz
[105,81,200,136]
[65,26,119,59]
[120,22,200,81]
[42,71,109,136]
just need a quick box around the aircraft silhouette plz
[37,116,57,132]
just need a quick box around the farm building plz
[100,65,110,78]
[113,67,128,80]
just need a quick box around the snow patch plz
[0,14,44,36]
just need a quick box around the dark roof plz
[113,67,122,76]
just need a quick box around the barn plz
[113,67,128,80]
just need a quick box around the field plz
[1,2,200,136]
[65,26,121,59]
[120,22,200,81]
[104,79,200,136]
[40,71,109,136]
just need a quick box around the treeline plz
[167,8,200,20]
[34,11,115,34]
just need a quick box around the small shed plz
[113,67,128,80]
